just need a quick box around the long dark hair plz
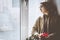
[40,2,59,16]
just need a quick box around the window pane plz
[12,0,20,7]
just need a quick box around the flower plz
[41,32,48,37]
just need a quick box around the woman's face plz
[40,6,48,15]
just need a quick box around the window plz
[12,0,20,7]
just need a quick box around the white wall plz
[56,0,60,14]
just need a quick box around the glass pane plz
[0,0,20,40]
[12,0,20,7]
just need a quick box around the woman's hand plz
[38,33,43,38]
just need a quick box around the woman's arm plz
[31,17,41,36]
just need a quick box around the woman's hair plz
[40,2,59,16]
[40,2,49,11]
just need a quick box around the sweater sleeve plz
[31,17,41,35]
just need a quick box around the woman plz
[31,2,60,40]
